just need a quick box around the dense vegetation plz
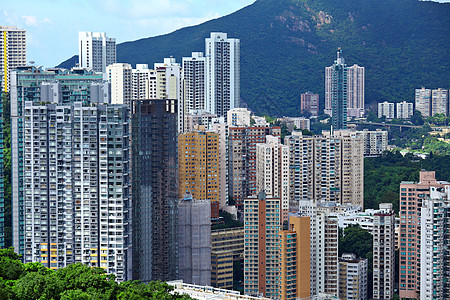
[59,0,450,116]
[364,151,450,211]
[0,248,191,300]
[339,225,373,298]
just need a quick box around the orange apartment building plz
[178,131,220,218]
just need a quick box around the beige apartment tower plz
[256,135,290,222]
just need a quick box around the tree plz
[0,249,194,299]
[410,110,424,126]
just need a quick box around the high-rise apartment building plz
[325,49,347,129]
[431,88,448,116]
[78,32,116,73]
[420,186,450,299]
[131,64,157,100]
[256,135,290,222]
[373,203,395,300]
[277,215,311,300]
[227,107,251,127]
[11,66,108,255]
[107,63,132,107]
[183,52,206,112]
[285,131,364,209]
[357,129,388,157]
[154,57,184,132]
[333,130,364,207]
[205,32,240,117]
[346,64,365,118]
[300,92,319,117]
[22,100,130,280]
[396,101,414,119]
[131,99,178,282]
[377,101,395,119]
[178,196,211,286]
[338,253,368,300]
[211,227,244,289]
[0,26,26,92]
[298,201,339,297]
[415,87,431,117]
[399,171,450,299]
[244,191,281,299]
[178,131,220,218]
[184,110,217,132]
[228,126,281,210]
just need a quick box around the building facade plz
[338,253,368,300]
[183,52,206,112]
[415,87,431,118]
[107,63,132,107]
[131,99,178,282]
[22,101,130,280]
[301,92,319,117]
[205,32,240,117]
[227,107,251,127]
[78,32,116,73]
[431,88,448,116]
[0,26,26,92]
[11,66,108,255]
[178,131,220,218]
[131,64,157,100]
[285,131,364,209]
[244,192,281,298]
[298,201,339,297]
[228,126,281,210]
[377,101,395,119]
[420,186,450,299]
[211,227,244,289]
[347,64,365,118]
[256,135,290,222]
[325,49,347,129]
[396,101,414,119]
[373,203,395,300]
[178,196,211,286]
[399,171,450,299]
[357,129,388,157]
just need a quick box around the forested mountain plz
[58,0,450,116]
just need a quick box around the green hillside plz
[58,0,450,116]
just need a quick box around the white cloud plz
[22,15,51,27]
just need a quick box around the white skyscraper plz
[431,88,448,116]
[256,135,290,222]
[183,52,206,112]
[373,203,395,300]
[78,32,116,73]
[107,63,132,107]
[131,64,157,100]
[347,64,365,118]
[154,57,184,132]
[415,87,431,117]
[396,101,414,119]
[378,101,395,119]
[0,26,26,92]
[205,32,240,117]
[420,186,450,300]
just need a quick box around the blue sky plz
[3,0,255,67]
[3,0,448,68]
